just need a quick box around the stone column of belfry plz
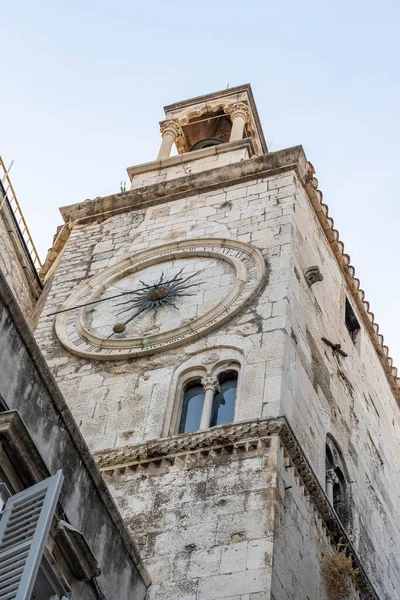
[200,376,220,430]
[157,120,183,160]
[225,102,251,142]
[325,468,338,504]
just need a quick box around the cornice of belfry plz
[94,417,379,599]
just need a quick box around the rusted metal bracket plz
[321,337,348,358]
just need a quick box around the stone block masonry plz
[35,170,296,452]
[103,439,278,600]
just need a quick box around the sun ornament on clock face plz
[110,267,203,334]
[53,238,266,360]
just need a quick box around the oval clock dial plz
[54,238,266,360]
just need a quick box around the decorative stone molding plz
[95,419,279,472]
[201,352,220,366]
[94,416,379,599]
[159,120,183,140]
[201,376,220,393]
[304,265,324,287]
[224,102,250,123]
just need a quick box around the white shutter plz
[0,471,64,600]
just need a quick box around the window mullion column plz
[199,376,220,430]
[326,468,338,504]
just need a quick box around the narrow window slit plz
[345,297,360,344]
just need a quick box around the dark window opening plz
[182,109,232,153]
[345,297,360,343]
[178,382,205,434]
[190,137,224,151]
[326,443,349,527]
[210,371,238,428]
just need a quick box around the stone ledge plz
[95,418,281,471]
[59,145,306,225]
[94,416,380,599]
[126,138,255,182]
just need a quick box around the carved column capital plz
[224,102,250,123]
[201,376,220,393]
[326,468,339,485]
[159,120,183,140]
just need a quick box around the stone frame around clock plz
[55,238,266,360]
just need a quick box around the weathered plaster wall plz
[281,180,400,598]
[0,199,40,320]
[104,438,278,600]
[0,273,148,599]
[35,169,295,452]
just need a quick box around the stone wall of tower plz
[104,438,279,600]
[271,444,360,600]
[279,178,400,597]
[35,170,295,451]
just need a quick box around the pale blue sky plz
[2,0,400,366]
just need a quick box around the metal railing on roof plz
[0,155,42,270]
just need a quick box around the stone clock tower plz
[36,85,400,599]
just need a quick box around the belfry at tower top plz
[161,84,267,156]
[126,84,268,185]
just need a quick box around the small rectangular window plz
[345,297,360,344]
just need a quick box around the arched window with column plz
[325,436,350,527]
[178,370,238,434]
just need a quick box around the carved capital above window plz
[224,102,250,123]
[201,376,220,393]
[159,120,183,140]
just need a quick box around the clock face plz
[55,238,266,360]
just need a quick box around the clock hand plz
[46,286,149,316]
[107,303,150,338]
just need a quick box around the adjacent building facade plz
[0,170,149,597]
[3,85,400,599]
